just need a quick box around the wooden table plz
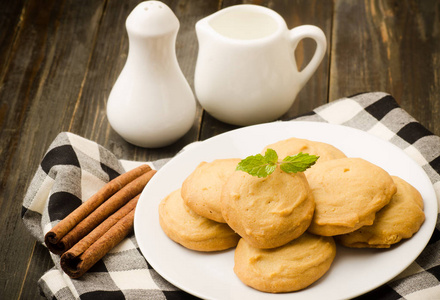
[1,0,439,299]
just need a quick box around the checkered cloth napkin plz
[22,92,440,299]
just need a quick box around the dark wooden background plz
[1,0,439,299]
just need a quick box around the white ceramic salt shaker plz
[107,1,196,148]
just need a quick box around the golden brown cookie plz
[181,158,241,223]
[159,189,240,252]
[234,233,336,293]
[306,157,397,236]
[336,176,425,248]
[262,137,346,164]
[221,166,315,249]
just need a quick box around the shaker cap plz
[126,1,179,37]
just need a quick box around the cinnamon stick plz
[60,195,140,278]
[45,164,153,254]
[51,169,156,254]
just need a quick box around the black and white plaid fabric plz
[22,92,439,299]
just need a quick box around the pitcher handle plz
[288,25,327,88]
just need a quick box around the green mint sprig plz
[236,148,319,178]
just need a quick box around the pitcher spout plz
[197,5,285,43]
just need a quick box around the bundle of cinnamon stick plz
[44,164,156,278]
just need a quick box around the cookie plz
[336,176,425,248]
[159,189,240,252]
[181,158,241,223]
[306,157,397,236]
[262,137,346,164]
[234,233,336,293]
[221,166,315,249]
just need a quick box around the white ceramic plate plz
[134,121,438,300]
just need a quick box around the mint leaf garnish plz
[264,148,278,164]
[236,149,278,178]
[280,152,319,173]
[236,149,319,178]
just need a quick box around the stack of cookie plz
[158,137,425,294]
[159,158,241,252]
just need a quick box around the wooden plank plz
[19,244,54,300]
[67,0,220,162]
[0,0,27,79]
[199,0,333,140]
[0,0,106,299]
[330,0,440,135]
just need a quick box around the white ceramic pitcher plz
[194,5,326,126]
[107,1,196,148]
